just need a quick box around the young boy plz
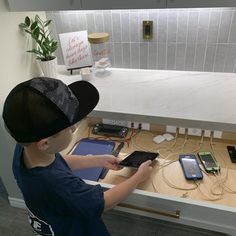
[2,77,153,236]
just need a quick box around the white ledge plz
[58,66,236,132]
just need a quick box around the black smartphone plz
[227,146,236,163]
[119,151,159,168]
[179,154,203,180]
[197,151,220,173]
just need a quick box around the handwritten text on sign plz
[59,31,92,69]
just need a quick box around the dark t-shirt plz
[12,144,110,236]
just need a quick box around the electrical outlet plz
[203,130,211,137]
[188,128,202,136]
[127,121,150,130]
[213,130,222,139]
[179,127,186,134]
[166,125,177,133]
[166,125,222,138]
[141,122,150,130]
[166,125,185,134]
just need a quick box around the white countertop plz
[58,66,236,132]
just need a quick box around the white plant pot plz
[38,57,57,78]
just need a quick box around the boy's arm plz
[103,160,153,211]
[63,154,120,171]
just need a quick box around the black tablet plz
[119,151,159,168]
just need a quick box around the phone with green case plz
[197,151,220,173]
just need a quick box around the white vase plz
[38,57,57,78]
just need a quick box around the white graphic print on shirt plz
[27,208,55,236]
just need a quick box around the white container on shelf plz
[80,67,93,81]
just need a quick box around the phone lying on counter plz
[197,151,220,173]
[92,123,129,138]
[119,151,159,168]
[227,146,236,163]
[179,154,203,180]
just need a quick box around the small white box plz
[162,133,174,141]
[153,135,165,144]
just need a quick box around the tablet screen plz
[119,151,159,168]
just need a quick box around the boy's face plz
[44,125,76,154]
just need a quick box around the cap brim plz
[68,80,99,124]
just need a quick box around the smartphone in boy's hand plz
[119,151,159,168]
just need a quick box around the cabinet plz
[59,117,236,236]
[8,66,234,236]
[167,0,236,8]
[96,182,236,235]
[7,0,236,11]
[8,0,82,11]
[81,0,166,10]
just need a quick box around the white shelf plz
[58,66,236,132]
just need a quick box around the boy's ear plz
[36,138,49,151]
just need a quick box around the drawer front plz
[86,180,236,235]
[8,0,82,11]
[81,0,166,10]
[167,0,236,8]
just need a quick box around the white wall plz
[0,0,46,199]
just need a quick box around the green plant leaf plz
[27,49,43,56]
[30,21,38,31]
[44,20,52,27]
[19,23,27,29]
[44,31,50,39]
[43,42,51,52]
[32,27,40,39]
[35,15,44,27]
[25,16,30,27]
[44,37,50,44]
[24,29,32,35]
[41,44,47,54]
[35,15,39,21]
[19,14,58,61]
[36,56,44,60]
[51,47,58,53]
[51,41,58,47]
[51,43,58,53]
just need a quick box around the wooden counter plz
[62,119,236,235]
[57,64,236,234]
[100,130,236,208]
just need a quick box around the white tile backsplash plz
[48,8,236,73]
[122,43,131,68]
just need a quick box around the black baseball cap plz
[2,77,99,143]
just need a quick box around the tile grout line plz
[165,10,168,70]
[193,10,200,71]
[212,10,223,72]
[203,9,212,71]
[174,10,179,70]
[183,10,190,70]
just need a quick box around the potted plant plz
[19,15,58,78]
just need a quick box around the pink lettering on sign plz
[65,35,89,66]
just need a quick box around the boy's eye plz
[70,125,77,133]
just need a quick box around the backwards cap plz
[2,77,99,142]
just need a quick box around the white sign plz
[59,31,93,70]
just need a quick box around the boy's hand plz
[103,160,153,211]
[100,155,122,170]
[135,160,153,183]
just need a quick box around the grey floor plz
[0,196,32,236]
[0,196,226,236]
[0,178,226,236]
